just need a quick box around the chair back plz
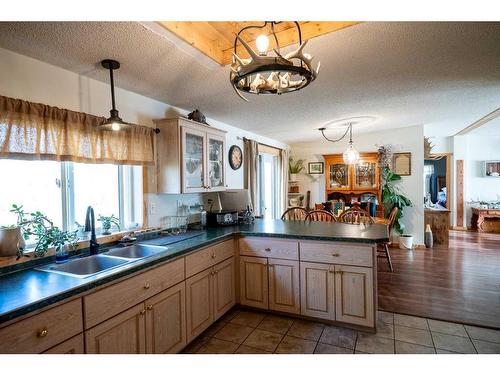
[339,206,374,224]
[387,207,399,232]
[281,207,307,221]
[305,210,337,222]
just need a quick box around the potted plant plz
[97,214,121,235]
[288,158,305,182]
[0,224,25,257]
[10,204,77,262]
[381,168,413,249]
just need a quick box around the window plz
[257,145,281,219]
[0,159,143,234]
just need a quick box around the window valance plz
[0,95,155,166]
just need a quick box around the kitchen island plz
[0,219,388,353]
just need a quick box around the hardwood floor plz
[378,230,500,329]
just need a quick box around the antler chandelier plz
[230,22,320,102]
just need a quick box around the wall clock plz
[229,145,243,170]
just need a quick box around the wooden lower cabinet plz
[334,265,374,327]
[185,256,236,342]
[300,262,335,320]
[239,256,269,309]
[44,333,84,354]
[268,258,300,314]
[145,282,186,354]
[213,257,236,320]
[85,304,147,354]
[186,267,213,342]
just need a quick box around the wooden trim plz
[454,107,500,136]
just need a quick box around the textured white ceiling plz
[0,21,498,143]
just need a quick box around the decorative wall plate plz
[229,145,243,170]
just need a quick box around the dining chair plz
[281,207,307,221]
[377,207,398,272]
[338,206,374,224]
[305,209,337,222]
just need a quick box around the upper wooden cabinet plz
[324,152,380,195]
[153,117,227,194]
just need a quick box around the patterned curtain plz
[0,95,156,166]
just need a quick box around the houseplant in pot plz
[288,158,304,182]
[97,214,121,235]
[0,225,25,258]
[10,204,77,261]
[381,168,413,249]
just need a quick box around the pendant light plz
[319,123,360,165]
[99,59,132,131]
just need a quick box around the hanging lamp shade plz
[99,59,133,131]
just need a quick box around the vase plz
[101,224,111,235]
[55,244,69,264]
[424,224,434,248]
[290,173,298,182]
[0,227,24,257]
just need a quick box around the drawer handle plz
[265,248,271,252]
[331,253,340,257]
[146,304,153,310]
[37,328,48,338]
[211,253,216,259]
[144,283,151,290]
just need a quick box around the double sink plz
[37,244,168,278]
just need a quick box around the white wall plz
[290,125,425,244]
[0,47,287,226]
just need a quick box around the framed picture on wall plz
[393,152,412,176]
[308,162,324,174]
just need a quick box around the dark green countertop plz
[0,219,388,325]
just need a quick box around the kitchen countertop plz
[0,219,388,326]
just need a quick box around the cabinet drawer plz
[239,237,299,260]
[186,240,234,278]
[0,299,83,354]
[299,241,373,267]
[44,333,84,354]
[84,258,185,328]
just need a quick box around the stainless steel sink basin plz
[104,244,168,259]
[36,254,131,278]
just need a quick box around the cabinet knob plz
[335,270,343,274]
[331,253,340,257]
[37,327,48,338]
[211,253,216,259]
[146,305,153,310]
[144,283,151,290]
[265,248,271,252]
[140,309,146,315]
[214,270,218,274]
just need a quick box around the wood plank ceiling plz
[157,21,360,65]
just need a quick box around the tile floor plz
[182,308,500,354]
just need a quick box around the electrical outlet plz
[149,202,157,215]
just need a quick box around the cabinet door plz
[145,282,186,354]
[206,132,226,191]
[327,159,351,191]
[181,126,206,193]
[334,265,374,327]
[353,160,378,190]
[239,256,268,309]
[85,304,146,354]
[213,257,236,320]
[268,258,300,314]
[186,267,213,342]
[300,262,335,320]
[44,333,84,354]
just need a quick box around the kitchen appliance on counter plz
[206,210,239,226]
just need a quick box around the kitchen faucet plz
[84,206,99,255]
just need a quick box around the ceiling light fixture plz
[99,59,132,131]
[319,123,360,165]
[230,21,320,102]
